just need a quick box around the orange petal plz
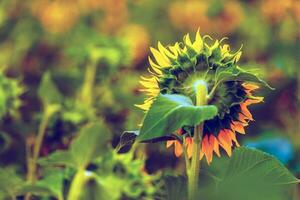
[231,121,246,134]
[227,130,240,147]
[174,141,183,157]
[218,130,232,156]
[186,137,193,158]
[202,135,214,164]
[200,150,204,160]
[211,135,221,157]
[240,103,253,121]
[238,113,248,123]
[245,97,264,106]
[242,83,259,91]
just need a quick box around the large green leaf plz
[163,175,187,200]
[223,147,299,185]
[160,148,299,200]
[206,147,299,200]
[138,94,218,141]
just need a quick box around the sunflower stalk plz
[80,60,97,108]
[25,104,56,200]
[67,168,88,200]
[188,81,208,200]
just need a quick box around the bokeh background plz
[0,0,299,199]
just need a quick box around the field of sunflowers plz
[0,0,299,200]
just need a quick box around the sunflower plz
[136,31,265,164]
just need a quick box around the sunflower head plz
[136,30,269,164]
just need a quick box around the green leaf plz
[205,147,299,200]
[0,168,25,198]
[71,121,111,168]
[38,72,62,105]
[117,131,178,153]
[138,94,218,141]
[223,147,299,185]
[116,131,139,153]
[163,175,187,200]
[39,121,111,169]
[38,151,77,168]
[215,66,273,89]
[17,169,64,200]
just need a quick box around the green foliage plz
[38,72,62,106]
[65,24,131,68]
[39,151,76,168]
[87,150,159,200]
[0,168,24,199]
[162,147,299,200]
[212,147,299,200]
[0,70,22,118]
[223,147,298,185]
[138,94,218,141]
[40,121,111,169]
[163,175,187,200]
[215,65,273,90]
[116,130,139,153]
[37,121,159,200]
[70,122,111,168]
[18,169,64,200]
[0,1,299,200]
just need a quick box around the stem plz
[188,80,208,200]
[80,61,97,108]
[25,108,51,200]
[67,168,88,200]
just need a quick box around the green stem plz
[67,168,88,200]
[80,61,97,108]
[25,110,51,200]
[188,80,208,200]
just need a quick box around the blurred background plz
[0,0,299,199]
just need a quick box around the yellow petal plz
[148,57,162,75]
[158,42,177,59]
[169,42,180,56]
[234,51,242,62]
[221,44,230,56]
[184,33,193,46]
[150,47,170,67]
[192,29,203,53]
